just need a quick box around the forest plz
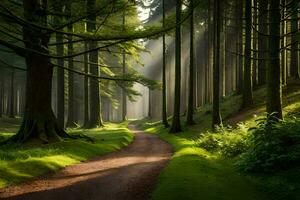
[0,0,300,199]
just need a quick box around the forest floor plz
[136,81,300,200]
[0,120,134,189]
[0,125,172,200]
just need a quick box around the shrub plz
[237,115,300,172]
[195,123,251,157]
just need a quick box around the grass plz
[0,119,134,188]
[138,123,271,200]
[136,81,300,200]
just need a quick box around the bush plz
[237,115,300,173]
[195,124,251,157]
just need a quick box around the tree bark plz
[212,0,222,128]
[162,0,169,128]
[0,69,3,118]
[122,11,127,122]
[66,20,76,128]
[186,0,195,125]
[267,0,282,120]
[55,4,65,129]
[257,0,268,86]
[87,0,103,128]
[290,0,299,79]
[170,0,182,133]
[83,42,89,127]
[242,0,254,108]
[9,69,15,118]
[10,0,70,143]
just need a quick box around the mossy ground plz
[136,81,300,200]
[0,119,133,188]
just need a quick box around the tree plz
[66,13,76,128]
[170,0,182,133]
[9,69,15,118]
[290,0,299,79]
[162,0,169,128]
[10,0,71,143]
[0,69,3,118]
[83,42,89,127]
[212,0,222,128]
[242,0,253,108]
[257,0,268,86]
[122,10,127,122]
[186,0,195,125]
[267,0,283,120]
[55,2,65,129]
[87,0,104,128]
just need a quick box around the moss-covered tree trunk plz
[87,0,103,128]
[186,0,195,126]
[162,0,169,128]
[242,0,253,108]
[170,0,182,133]
[267,0,283,120]
[212,0,222,128]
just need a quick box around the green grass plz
[0,119,134,188]
[138,124,271,200]
[136,81,300,200]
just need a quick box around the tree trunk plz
[267,0,282,120]
[87,0,103,128]
[242,0,253,108]
[83,42,89,127]
[0,69,3,118]
[162,0,169,128]
[212,0,222,128]
[55,6,65,129]
[257,0,268,86]
[66,21,76,128]
[122,11,127,122]
[186,0,195,125]
[11,0,70,143]
[236,0,244,94]
[9,69,15,118]
[281,0,287,85]
[290,0,299,79]
[170,0,182,133]
[252,0,258,88]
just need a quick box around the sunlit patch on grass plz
[0,122,134,188]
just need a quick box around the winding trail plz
[0,125,173,200]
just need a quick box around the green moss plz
[0,122,133,188]
[136,81,300,200]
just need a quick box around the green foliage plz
[195,124,251,157]
[237,115,300,173]
[136,121,271,200]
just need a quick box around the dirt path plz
[0,125,172,200]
